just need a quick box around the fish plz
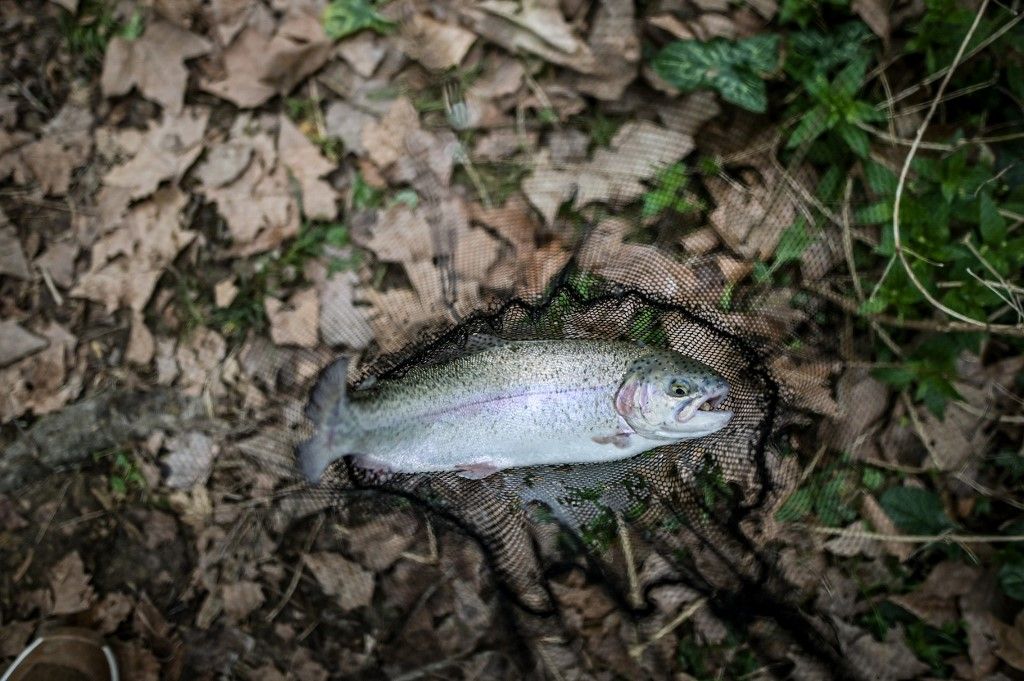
[297,338,732,481]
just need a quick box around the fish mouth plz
[664,385,733,438]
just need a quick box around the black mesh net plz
[2,0,1024,679]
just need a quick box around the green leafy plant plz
[641,163,704,219]
[652,35,780,113]
[322,0,395,40]
[59,0,143,67]
[786,54,885,157]
[879,487,956,535]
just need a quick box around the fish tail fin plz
[298,357,354,483]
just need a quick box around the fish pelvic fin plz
[298,356,355,483]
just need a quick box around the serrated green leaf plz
[836,122,871,158]
[323,0,395,40]
[879,487,955,535]
[788,107,829,148]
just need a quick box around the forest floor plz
[2,0,1024,679]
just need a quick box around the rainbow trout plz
[298,339,732,481]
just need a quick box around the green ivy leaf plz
[653,36,779,113]
[879,487,955,535]
[323,0,395,40]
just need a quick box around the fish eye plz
[667,381,689,397]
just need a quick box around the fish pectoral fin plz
[592,432,632,448]
[455,461,501,480]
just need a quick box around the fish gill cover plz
[1,0,1024,679]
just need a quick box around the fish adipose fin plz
[298,357,354,483]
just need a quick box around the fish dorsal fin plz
[464,333,509,353]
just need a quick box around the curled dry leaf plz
[50,551,96,616]
[104,107,210,200]
[101,19,211,114]
[72,188,195,314]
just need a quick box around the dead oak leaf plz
[0,322,81,423]
[72,188,195,314]
[265,287,319,348]
[317,269,374,350]
[102,19,211,114]
[104,107,210,200]
[362,97,421,170]
[278,115,337,220]
[400,14,476,70]
[706,166,798,261]
[302,552,374,612]
[162,431,217,489]
[0,320,48,368]
[0,221,30,280]
[50,551,96,616]
[200,12,332,108]
[524,121,694,224]
[221,581,264,622]
[14,102,94,196]
[175,327,227,397]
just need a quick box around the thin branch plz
[806,282,1024,335]
[809,525,1024,543]
[629,597,707,659]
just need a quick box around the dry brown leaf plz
[34,240,78,289]
[221,581,265,622]
[836,621,929,681]
[0,320,48,368]
[72,188,195,314]
[90,592,135,635]
[301,552,374,612]
[200,13,332,108]
[0,621,34,658]
[265,287,319,348]
[524,121,693,224]
[770,356,840,417]
[103,107,210,199]
[111,641,161,681]
[50,552,96,616]
[199,117,299,256]
[994,612,1024,672]
[889,562,977,628]
[163,431,217,489]
[357,203,434,263]
[828,368,888,455]
[463,0,596,74]
[569,0,639,101]
[277,115,337,220]
[0,322,81,423]
[16,102,94,196]
[101,19,211,114]
[916,399,983,471]
[861,494,913,561]
[324,100,374,156]
[214,278,238,308]
[175,327,226,397]
[317,270,374,350]
[341,514,416,572]
[0,221,29,280]
[853,0,891,40]
[126,311,156,365]
[401,14,476,70]
[706,167,797,260]
[337,31,388,77]
[362,97,421,170]
[155,337,179,385]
